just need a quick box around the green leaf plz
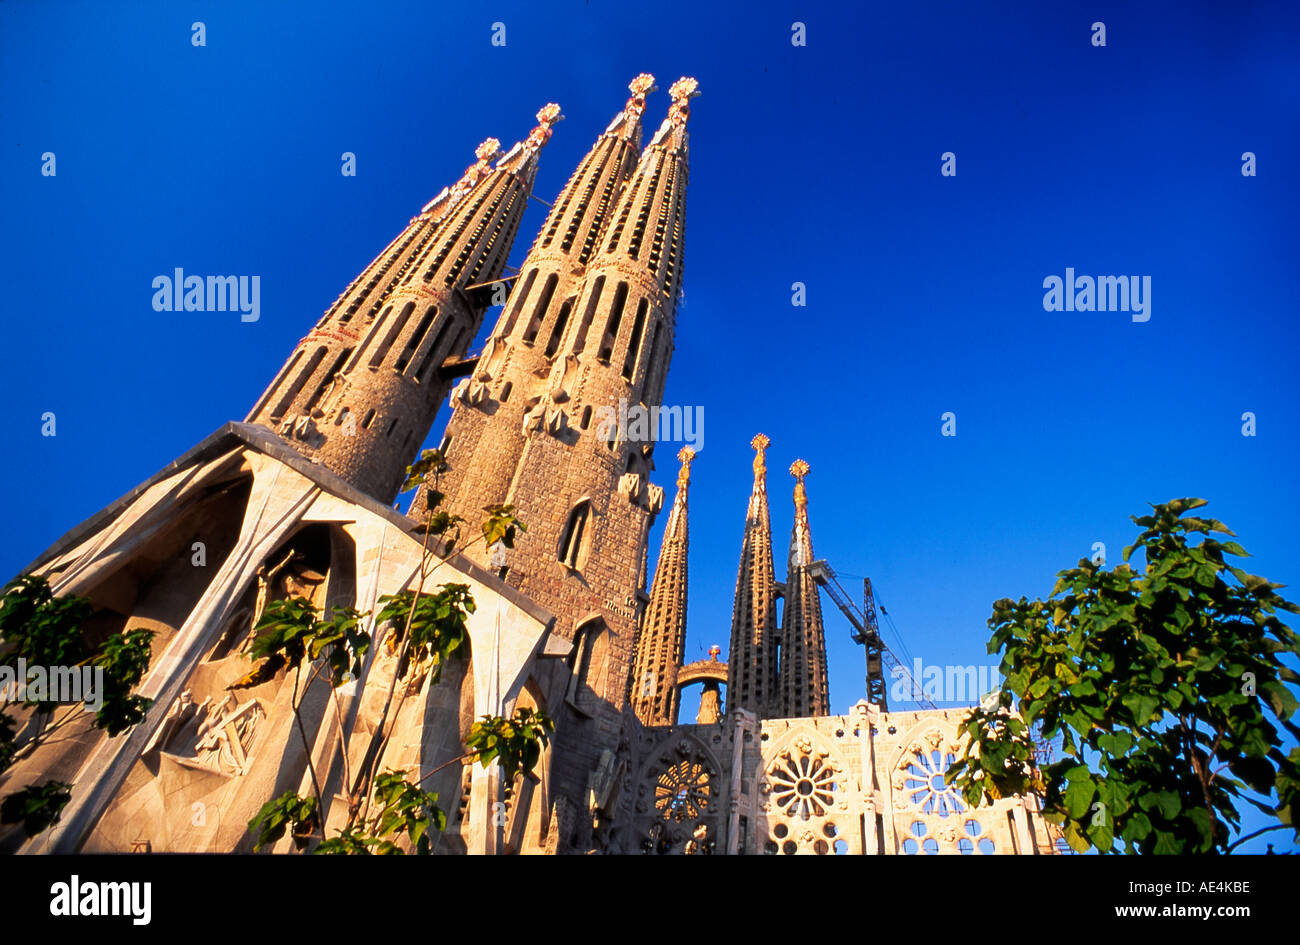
[0,781,72,837]
[1064,778,1096,820]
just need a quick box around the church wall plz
[616,703,1058,856]
[5,427,555,854]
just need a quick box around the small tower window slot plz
[597,282,628,362]
[558,500,591,570]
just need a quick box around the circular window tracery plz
[654,759,713,822]
[769,749,838,820]
[904,748,965,818]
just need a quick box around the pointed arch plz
[566,615,611,715]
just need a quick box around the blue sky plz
[2,1,1298,851]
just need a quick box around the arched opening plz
[566,617,610,715]
[557,500,591,571]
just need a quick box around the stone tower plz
[727,434,780,717]
[246,105,562,504]
[775,459,830,717]
[414,77,700,833]
[417,74,656,528]
[629,445,694,725]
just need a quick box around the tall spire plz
[630,446,694,725]
[776,460,830,717]
[727,434,779,718]
[246,104,559,503]
[416,76,657,525]
[409,78,698,853]
[417,137,502,222]
[605,72,656,145]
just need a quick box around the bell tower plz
[247,105,561,503]
[414,78,700,828]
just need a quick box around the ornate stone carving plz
[193,694,264,777]
[767,741,837,820]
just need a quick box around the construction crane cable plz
[808,560,936,710]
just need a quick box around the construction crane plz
[806,560,935,712]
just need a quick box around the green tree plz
[0,574,156,839]
[948,498,1300,853]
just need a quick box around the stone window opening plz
[368,301,416,368]
[580,406,592,430]
[501,268,538,339]
[270,345,327,420]
[362,409,377,430]
[543,299,573,358]
[394,305,438,373]
[299,345,351,415]
[597,282,628,362]
[499,381,512,404]
[343,306,391,373]
[522,273,558,345]
[557,500,591,570]
[572,276,605,354]
[412,318,453,382]
[621,298,648,380]
[565,617,609,713]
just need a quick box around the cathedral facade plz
[1,75,1055,855]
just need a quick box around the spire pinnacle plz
[730,431,778,717]
[677,445,695,487]
[525,103,564,152]
[790,459,810,506]
[650,77,700,150]
[494,103,563,176]
[625,73,657,120]
[630,431,693,725]
[778,454,829,717]
[668,77,700,124]
[419,137,502,218]
[751,433,770,480]
[604,73,657,144]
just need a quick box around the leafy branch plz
[948,498,1300,854]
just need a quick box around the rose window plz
[654,760,712,822]
[769,751,837,820]
[905,748,965,817]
